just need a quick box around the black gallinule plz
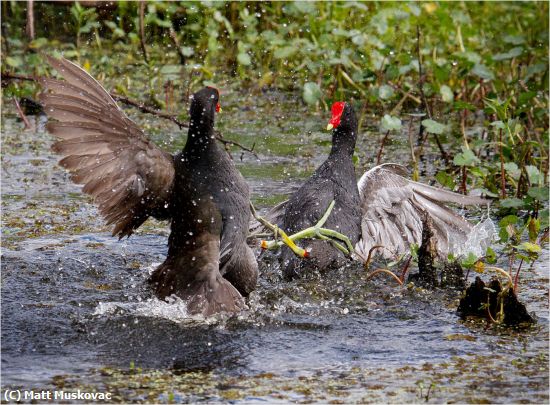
[259,101,487,278]
[40,56,257,316]
[278,102,362,279]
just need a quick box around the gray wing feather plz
[40,56,175,238]
[356,164,489,259]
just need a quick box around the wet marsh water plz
[1,89,548,403]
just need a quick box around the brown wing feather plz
[40,56,175,238]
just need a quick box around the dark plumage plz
[40,56,257,316]
[279,102,362,279]
[252,102,489,273]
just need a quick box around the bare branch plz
[139,2,149,64]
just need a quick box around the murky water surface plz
[2,89,548,403]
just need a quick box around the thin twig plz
[215,137,259,159]
[376,130,390,165]
[139,2,149,64]
[26,0,35,40]
[400,255,413,282]
[169,27,186,66]
[2,72,36,82]
[111,93,186,128]
[13,97,32,129]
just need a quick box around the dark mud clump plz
[409,215,439,288]
[409,215,465,290]
[457,276,535,326]
[440,260,466,290]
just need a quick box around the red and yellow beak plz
[216,103,222,113]
[327,101,345,130]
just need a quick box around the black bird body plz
[40,57,257,316]
[253,102,489,274]
[280,103,361,278]
[157,103,257,299]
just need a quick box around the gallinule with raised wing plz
[40,56,258,316]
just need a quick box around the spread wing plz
[39,56,175,238]
[356,164,489,260]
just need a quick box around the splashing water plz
[452,218,497,258]
[93,295,225,325]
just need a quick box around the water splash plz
[92,296,214,325]
[453,218,497,258]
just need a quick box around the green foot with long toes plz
[250,200,354,259]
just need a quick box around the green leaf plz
[153,17,172,28]
[485,247,497,264]
[237,52,251,66]
[461,252,479,269]
[475,188,499,198]
[539,208,549,228]
[160,64,183,75]
[472,64,494,80]
[503,162,520,179]
[380,114,402,132]
[302,82,322,105]
[490,120,506,129]
[528,218,541,242]
[527,186,549,202]
[181,46,194,57]
[435,171,456,189]
[455,51,481,64]
[5,56,22,67]
[352,34,366,47]
[499,215,519,227]
[525,63,546,82]
[517,242,541,253]
[526,165,543,185]
[453,146,480,167]
[503,34,525,45]
[500,198,524,208]
[517,91,537,107]
[453,100,476,111]
[274,46,297,59]
[28,37,49,49]
[440,85,454,103]
[378,84,394,100]
[492,47,523,61]
[422,119,446,135]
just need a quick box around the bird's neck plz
[184,119,217,155]
[329,127,356,158]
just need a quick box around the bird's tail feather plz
[150,262,245,317]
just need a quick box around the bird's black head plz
[189,87,221,129]
[327,102,357,133]
[326,101,358,155]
